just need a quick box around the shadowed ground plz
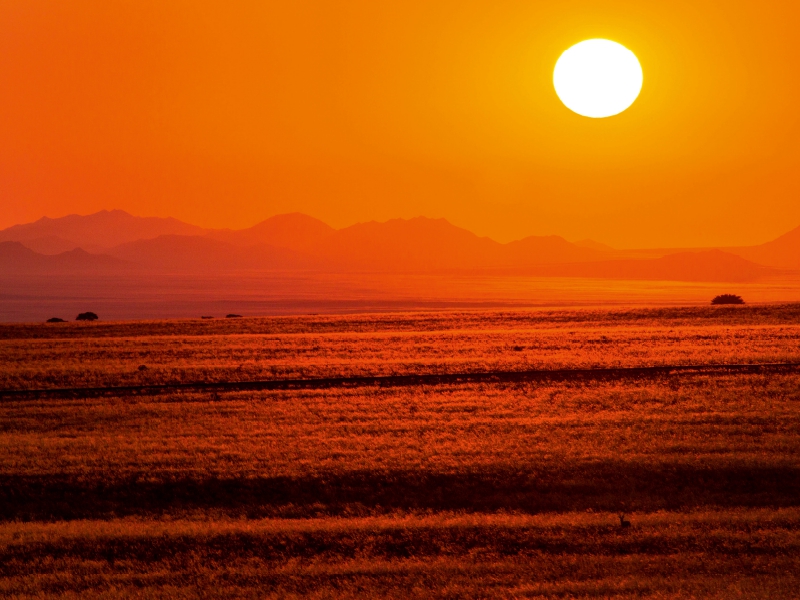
[3,462,800,521]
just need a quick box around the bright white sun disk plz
[554,39,643,118]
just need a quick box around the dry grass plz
[2,306,800,390]
[2,305,800,597]
[3,510,800,598]
[2,375,799,482]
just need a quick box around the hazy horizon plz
[3,207,800,323]
[5,208,800,251]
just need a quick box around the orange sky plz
[2,1,800,247]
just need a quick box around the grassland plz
[1,305,800,597]
[2,305,800,390]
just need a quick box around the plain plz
[1,305,799,598]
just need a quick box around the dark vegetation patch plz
[4,362,799,401]
[3,512,800,598]
[3,519,798,567]
[712,294,745,305]
[3,463,800,521]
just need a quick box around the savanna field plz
[2,305,800,598]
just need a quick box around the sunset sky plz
[2,1,800,247]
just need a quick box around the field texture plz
[2,305,800,598]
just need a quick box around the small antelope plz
[618,513,631,528]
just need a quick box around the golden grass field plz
[2,305,800,598]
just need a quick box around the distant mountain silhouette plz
[0,210,204,250]
[727,225,800,269]
[573,239,617,252]
[307,218,504,271]
[301,218,613,272]
[505,235,611,266]
[0,241,128,272]
[206,213,335,251]
[81,217,617,273]
[0,210,796,282]
[107,235,311,272]
[9,235,107,255]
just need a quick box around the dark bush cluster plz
[76,312,99,321]
[711,294,744,305]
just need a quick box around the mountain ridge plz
[0,210,796,282]
[107,235,312,272]
[205,213,335,251]
[726,225,800,269]
[0,241,130,273]
[0,210,205,249]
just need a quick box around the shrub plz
[226,314,243,319]
[711,294,745,305]
[46,318,66,323]
[76,312,99,321]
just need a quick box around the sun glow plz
[553,39,643,119]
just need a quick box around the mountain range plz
[1,209,798,283]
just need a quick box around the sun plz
[554,39,643,119]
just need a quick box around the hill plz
[5,235,108,255]
[206,213,335,251]
[505,235,611,265]
[303,218,613,272]
[307,217,504,271]
[727,225,800,269]
[0,242,129,273]
[0,210,204,250]
[106,235,310,272]
[573,239,617,252]
[1,210,797,282]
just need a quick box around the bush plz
[46,318,66,323]
[76,312,99,321]
[711,294,745,305]
[226,314,243,319]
